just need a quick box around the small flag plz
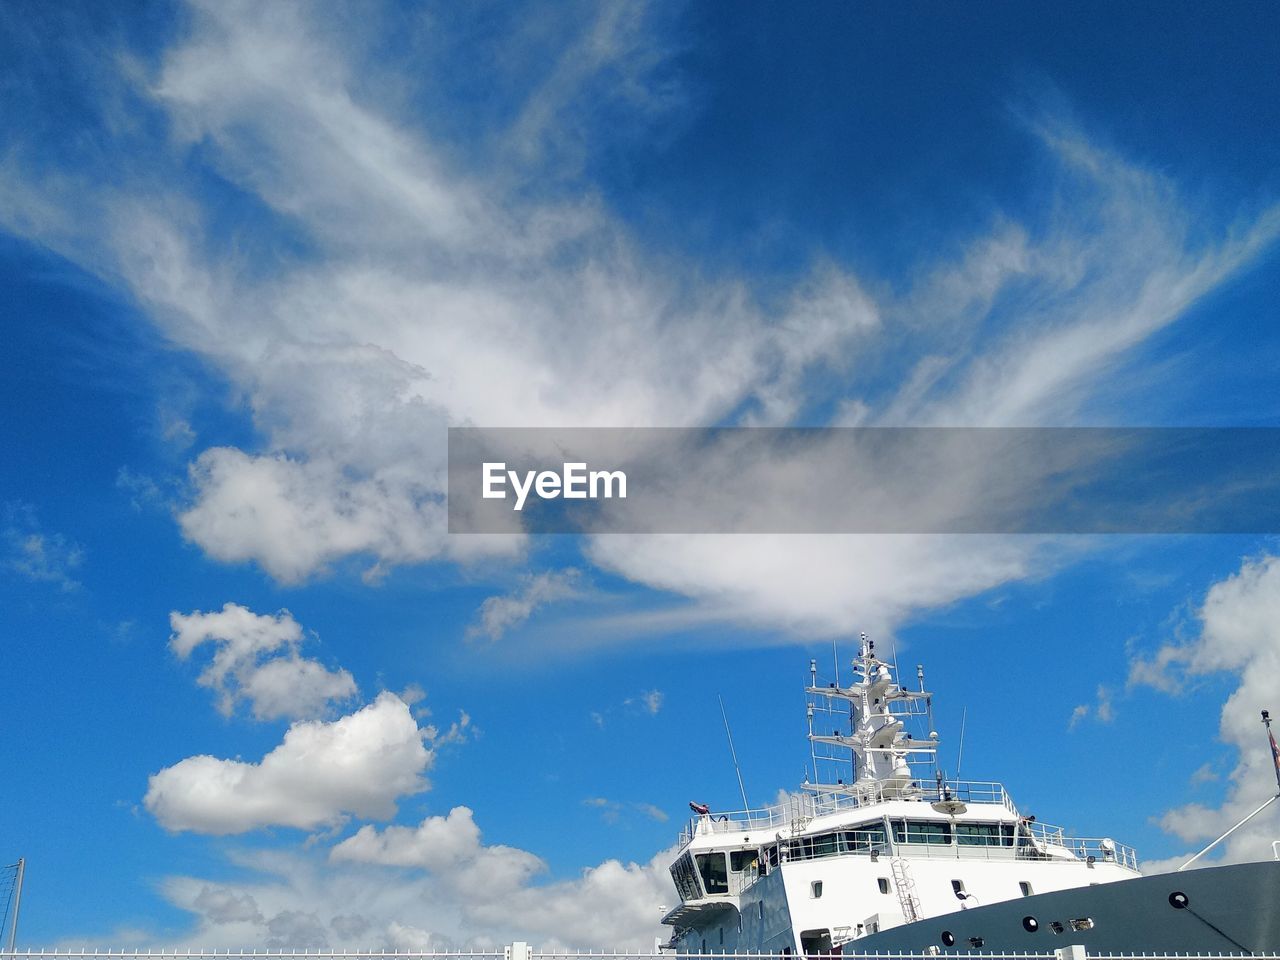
[1271,727,1280,781]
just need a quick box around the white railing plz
[677,784,1137,871]
[1023,823,1139,871]
[679,781,1016,845]
[5,950,1280,960]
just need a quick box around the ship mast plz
[804,632,939,798]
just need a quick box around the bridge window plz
[811,833,839,858]
[957,823,1015,846]
[892,819,952,845]
[730,850,758,873]
[671,854,701,900]
[696,852,729,895]
[842,824,888,852]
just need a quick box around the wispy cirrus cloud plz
[2,503,84,592]
[1,1,1277,641]
[466,569,582,642]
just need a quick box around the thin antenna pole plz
[888,633,902,691]
[955,707,968,783]
[832,641,840,690]
[719,695,750,810]
[7,858,23,952]
[808,659,819,784]
[806,702,817,785]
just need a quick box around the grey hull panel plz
[849,861,1280,955]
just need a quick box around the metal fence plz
[4,948,1280,960]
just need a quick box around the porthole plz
[1022,916,1039,932]
[940,931,955,947]
[1169,891,1190,910]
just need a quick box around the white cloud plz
[155,827,676,952]
[329,806,676,949]
[116,466,168,513]
[192,886,264,925]
[334,806,545,903]
[177,449,500,585]
[467,569,582,642]
[170,602,356,721]
[1068,684,1116,730]
[587,533,1052,638]
[624,690,663,715]
[1068,703,1090,730]
[1190,763,1219,787]
[2,503,84,592]
[333,807,495,872]
[1130,554,1280,865]
[144,692,432,834]
[1,2,1277,639]
[581,797,669,825]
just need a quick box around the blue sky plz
[2,0,1280,950]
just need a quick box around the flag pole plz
[1264,709,1280,794]
[1177,710,1280,872]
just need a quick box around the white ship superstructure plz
[662,637,1280,955]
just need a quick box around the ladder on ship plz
[890,857,922,923]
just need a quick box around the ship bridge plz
[665,637,1140,951]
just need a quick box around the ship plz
[661,635,1280,955]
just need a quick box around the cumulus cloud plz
[157,829,676,952]
[333,807,545,898]
[144,692,431,834]
[1131,554,1280,866]
[170,602,356,721]
[192,886,264,925]
[328,806,677,949]
[467,569,582,642]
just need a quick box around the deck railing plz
[4,948,1279,960]
[676,782,1137,871]
[679,781,1017,845]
